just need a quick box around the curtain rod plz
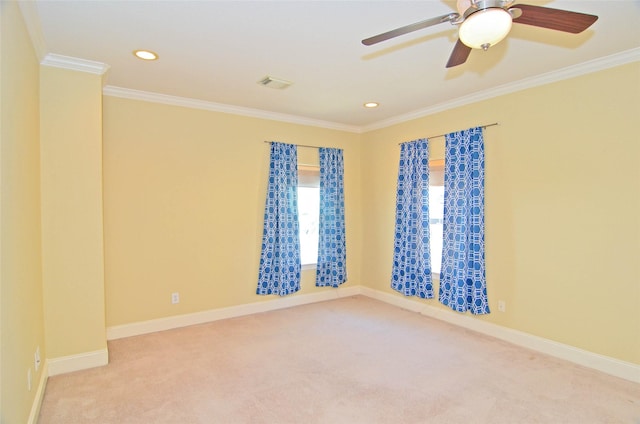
[398,122,499,145]
[263,140,321,149]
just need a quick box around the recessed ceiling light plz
[133,50,158,61]
[364,102,379,108]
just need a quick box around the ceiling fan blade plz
[511,4,598,34]
[446,39,472,68]
[362,13,459,46]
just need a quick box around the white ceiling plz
[27,0,640,131]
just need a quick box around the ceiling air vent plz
[257,76,292,90]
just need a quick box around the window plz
[429,159,445,274]
[298,165,320,266]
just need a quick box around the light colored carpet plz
[39,296,639,423]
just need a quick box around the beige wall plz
[2,7,638,420]
[0,2,46,423]
[361,62,640,364]
[40,66,107,359]
[103,63,639,365]
[102,97,362,326]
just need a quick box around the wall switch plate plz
[171,292,180,304]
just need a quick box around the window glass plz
[430,160,445,274]
[298,166,320,266]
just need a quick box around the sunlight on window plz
[430,160,445,274]
[429,185,444,274]
[298,186,320,266]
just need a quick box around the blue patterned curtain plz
[316,147,347,287]
[391,139,433,298]
[257,142,301,296]
[438,127,490,314]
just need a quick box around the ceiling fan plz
[361,0,598,68]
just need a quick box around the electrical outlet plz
[498,300,506,312]
[35,346,41,372]
[27,368,32,391]
[171,292,180,304]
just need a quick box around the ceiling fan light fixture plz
[458,8,512,50]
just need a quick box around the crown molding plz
[361,47,640,133]
[41,53,111,77]
[102,86,362,133]
[11,1,640,133]
[18,0,47,61]
[104,48,637,134]
[16,2,111,79]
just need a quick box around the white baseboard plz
[107,285,361,340]
[104,284,638,384]
[27,362,48,424]
[47,348,109,377]
[360,286,640,384]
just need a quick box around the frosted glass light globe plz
[459,8,512,50]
